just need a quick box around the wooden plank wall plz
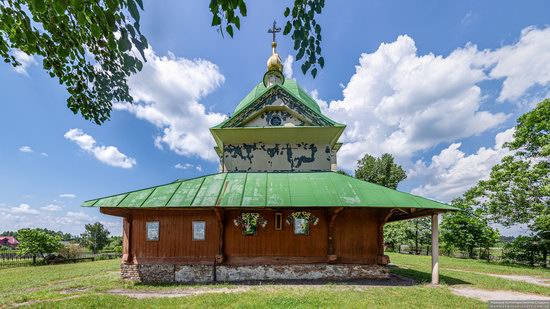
[223,210,327,260]
[333,208,380,264]
[130,210,218,263]
[127,208,381,264]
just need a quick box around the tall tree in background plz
[81,222,110,254]
[355,153,407,189]
[440,197,499,259]
[353,153,430,254]
[17,228,62,263]
[470,99,549,265]
[1,0,324,124]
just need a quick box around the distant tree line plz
[1,222,121,264]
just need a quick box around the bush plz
[58,244,85,259]
[503,236,546,266]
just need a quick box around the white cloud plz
[64,128,136,168]
[409,128,515,202]
[322,27,550,171]
[41,204,62,212]
[59,193,76,198]
[485,27,550,102]
[283,55,294,79]
[324,35,508,170]
[19,145,33,153]
[0,205,121,235]
[174,163,203,172]
[175,163,194,170]
[114,48,226,161]
[461,11,475,25]
[10,203,39,215]
[12,49,37,75]
[66,211,93,221]
[19,146,48,157]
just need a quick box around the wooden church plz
[83,26,456,283]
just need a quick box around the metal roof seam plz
[115,193,129,208]
[138,187,158,208]
[239,172,248,207]
[213,173,229,207]
[188,177,207,207]
[164,181,185,207]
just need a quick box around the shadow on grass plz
[389,266,470,286]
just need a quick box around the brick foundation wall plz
[121,263,389,283]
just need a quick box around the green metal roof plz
[82,172,457,211]
[213,80,343,129]
[234,79,321,114]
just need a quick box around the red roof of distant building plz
[0,236,19,246]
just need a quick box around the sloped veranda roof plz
[82,172,457,211]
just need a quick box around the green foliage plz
[3,0,326,124]
[58,243,84,259]
[472,99,549,237]
[283,0,325,77]
[440,198,499,259]
[0,230,17,237]
[384,218,431,254]
[503,235,548,267]
[209,0,325,78]
[355,153,407,189]
[0,0,148,124]
[336,169,350,176]
[17,228,62,260]
[24,228,73,241]
[209,0,247,39]
[80,222,110,254]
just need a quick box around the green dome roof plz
[233,79,322,114]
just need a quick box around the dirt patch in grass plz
[451,286,550,302]
[493,275,550,287]
[447,268,550,287]
[109,287,251,299]
[59,287,90,294]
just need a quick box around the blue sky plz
[1,0,549,236]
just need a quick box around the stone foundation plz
[121,263,389,283]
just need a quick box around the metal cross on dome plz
[268,21,281,43]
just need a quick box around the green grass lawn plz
[387,252,550,296]
[0,254,548,308]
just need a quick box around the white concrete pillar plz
[431,212,439,284]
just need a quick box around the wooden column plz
[122,215,132,264]
[431,212,439,284]
[376,209,394,265]
[327,207,343,262]
[214,208,225,264]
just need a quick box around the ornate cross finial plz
[267,20,281,43]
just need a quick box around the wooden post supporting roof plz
[122,215,132,264]
[431,212,439,285]
[214,208,225,264]
[327,207,344,262]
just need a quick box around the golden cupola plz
[263,21,285,87]
[267,41,283,72]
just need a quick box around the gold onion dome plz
[267,41,282,72]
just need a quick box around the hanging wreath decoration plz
[286,211,319,235]
[286,211,319,225]
[234,213,268,235]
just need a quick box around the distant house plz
[0,236,19,248]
